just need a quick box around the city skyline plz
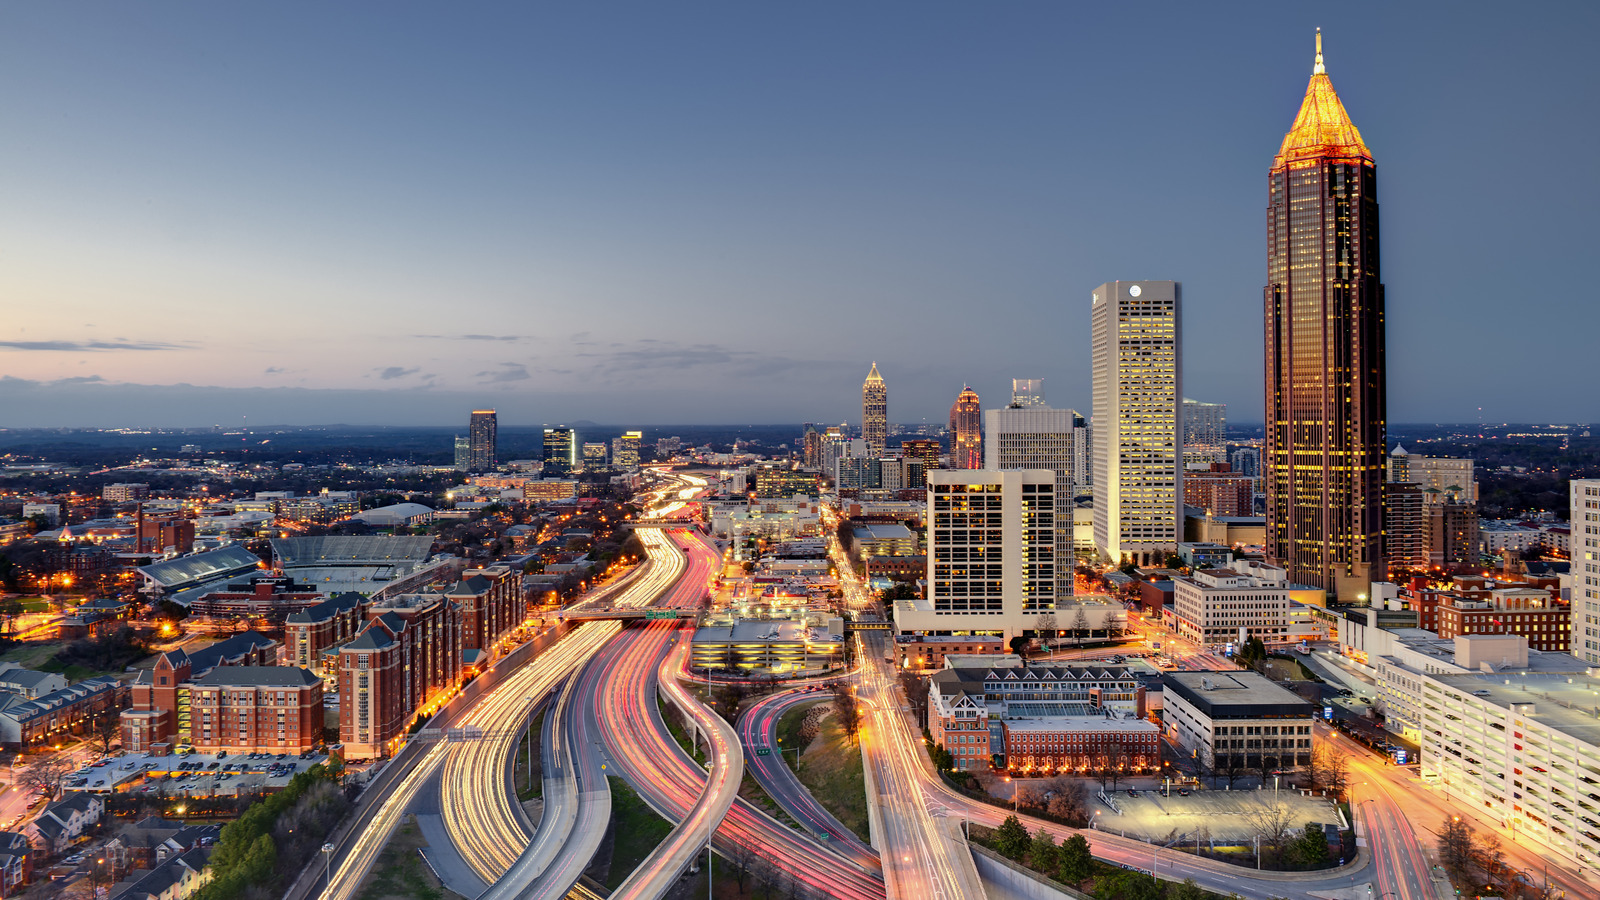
[2,5,1597,427]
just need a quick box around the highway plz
[441,527,688,892]
[580,530,886,900]
[737,688,881,871]
[856,633,987,900]
[609,637,742,900]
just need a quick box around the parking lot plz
[1092,786,1343,844]
[62,750,330,797]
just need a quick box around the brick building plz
[1182,464,1254,517]
[338,592,463,759]
[283,593,366,688]
[120,632,278,752]
[187,575,325,624]
[1434,587,1570,652]
[183,667,323,754]
[446,565,521,658]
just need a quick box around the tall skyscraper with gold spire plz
[1265,30,1386,600]
[949,386,982,469]
[861,363,887,457]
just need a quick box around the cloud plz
[0,339,187,352]
[414,334,525,342]
[476,363,531,384]
[377,366,421,380]
[573,341,810,382]
[264,367,285,375]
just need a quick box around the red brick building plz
[1183,463,1254,517]
[1001,719,1161,777]
[121,632,278,752]
[447,565,521,658]
[284,592,367,685]
[188,575,326,623]
[338,593,462,759]
[1435,587,1570,652]
[183,667,323,754]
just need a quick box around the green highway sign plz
[645,610,678,620]
[756,748,771,756]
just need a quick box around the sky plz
[1,2,1596,428]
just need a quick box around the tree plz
[1104,610,1126,639]
[1034,612,1058,648]
[1438,816,1476,884]
[930,743,954,772]
[994,814,1030,860]
[729,840,757,894]
[1106,743,1127,789]
[1308,742,1349,796]
[0,597,21,635]
[1165,553,1185,570]
[1071,607,1091,645]
[1028,827,1059,873]
[1058,833,1093,886]
[1168,879,1208,900]
[1473,831,1505,884]
[1244,803,1296,866]
[714,682,747,724]
[1008,635,1030,657]
[1288,822,1328,869]
[828,682,859,736]
[87,705,121,755]
[1044,778,1090,827]
[19,754,71,801]
[1217,749,1245,789]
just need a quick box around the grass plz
[513,708,545,801]
[354,823,462,900]
[603,776,674,891]
[657,696,706,765]
[0,642,58,670]
[789,711,869,843]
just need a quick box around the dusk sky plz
[2,2,1595,428]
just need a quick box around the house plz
[0,666,68,700]
[108,845,213,900]
[26,793,104,856]
[0,676,126,749]
[0,831,32,896]
[105,818,217,873]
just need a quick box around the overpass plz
[538,607,698,624]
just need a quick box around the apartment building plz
[183,667,323,754]
[1575,480,1600,664]
[1171,566,1291,650]
[338,592,463,759]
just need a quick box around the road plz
[856,632,987,900]
[581,530,885,900]
[609,637,743,900]
[737,687,880,871]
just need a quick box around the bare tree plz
[1070,607,1090,646]
[1105,610,1126,640]
[1106,743,1127,790]
[828,682,859,736]
[19,754,71,801]
[1244,803,1297,866]
[1438,816,1476,884]
[86,706,121,756]
[1034,612,1058,650]
[1308,742,1348,796]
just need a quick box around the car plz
[1126,788,1138,797]
[207,763,220,770]
[217,751,227,759]
[62,855,84,865]
[1178,788,1191,796]
[275,754,286,760]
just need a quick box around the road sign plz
[645,610,677,620]
[756,748,771,756]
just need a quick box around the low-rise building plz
[26,793,103,856]
[0,676,125,749]
[893,635,1007,670]
[0,666,67,700]
[1171,566,1291,650]
[0,831,31,895]
[1435,587,1570,653]
[1162,671,1314,771]
[183,667,323,755]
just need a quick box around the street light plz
[322,842,334,891]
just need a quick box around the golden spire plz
[865,361,882,383]
[1274,29,1371,168]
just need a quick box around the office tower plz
[890,468,1058,640]
[1382,481,1427,572]
[1229,447,1261,479]
[1182,399,1227,467]
[801,424,823,469]
[862,363,887,457]
[949,386,982,469]
[1264,31,1386,600]
[612,431,642,469]
[581,442,608,471]
[1010,379,1046,408]
[656,436,681,459]
[468,410,497,472]
[1573,480,1600,662]
[542,427,577,477]
[453,436,470,471]
[985,404,1081,598]
[1092,280,1182,565]
[901,439,941,487]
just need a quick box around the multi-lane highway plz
[579,530,886,900]
[737,688,881,871]
[856,632,987,900]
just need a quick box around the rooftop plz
[1164,671,1315,718]
[1274,30,1372,168]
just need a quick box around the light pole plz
[322,842,334,892]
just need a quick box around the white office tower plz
[1092,280,1182,566]
[1575,479,1600,663]
[984,405,1083,599]
[1182,398,1227,467]
[889,468,1058,641]
[1010,378,1047,408]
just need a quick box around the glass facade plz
[1264,36,1385,599]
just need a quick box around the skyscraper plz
[542,427,577,477]
[1092,281,1182,565]
[468,410,497,472]
[949,386,982,469]
[900,438,941,487]
[1264,31,1386,600]
[801,424,823,469]
[861,363,887,457]
[1182,399,1227,467]
[1010,379,1046,408]
[612,431,642,469]
[984,404,1082,598]
[453,435,471,471]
